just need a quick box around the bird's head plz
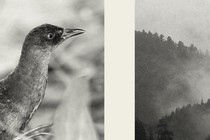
[23,24,85,52]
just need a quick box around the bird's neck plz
[8,46,51,90]
[2,45,52,132]
[9,44,51,87]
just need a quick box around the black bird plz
[0,24,84,139]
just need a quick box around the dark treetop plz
[0,24,84,139]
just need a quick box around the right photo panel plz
[135,1,210,140]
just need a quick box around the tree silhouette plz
[148,127,154,140]
[157,119,173,140]
[135,119,147,140]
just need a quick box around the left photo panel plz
[0,0,103,140]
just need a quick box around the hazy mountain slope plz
[135,31,210,124]
[162,100,210,140]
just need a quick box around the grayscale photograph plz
[135,0,210,140]
[0,0,103,140]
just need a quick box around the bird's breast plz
[1,74,48,133]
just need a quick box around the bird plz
[0,24,85,139]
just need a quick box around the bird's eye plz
[47,33,55,40]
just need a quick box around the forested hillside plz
[162,99,210,140]
[135,30,210,140]
[136,30,210,124]
[136,100,210,140]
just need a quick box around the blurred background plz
[0,0,103,140]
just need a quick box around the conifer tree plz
[157,119,173,140]
[135,120,147,140]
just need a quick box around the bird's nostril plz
[57,30,63,34]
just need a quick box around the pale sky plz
[136,0,210,51]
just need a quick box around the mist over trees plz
[135,30,210,140]
[161,99,210,140]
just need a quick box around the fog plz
[136,0,210,115]
[136,0,210,51]
[159,66,210,116]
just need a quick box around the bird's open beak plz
[61,28,85,40]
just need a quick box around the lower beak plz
[61,28,85,40]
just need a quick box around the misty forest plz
[135,30,210,140]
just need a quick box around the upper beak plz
[61,28,85,40]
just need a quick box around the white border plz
[105,0,134,139]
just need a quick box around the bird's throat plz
[18,47,51,80]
